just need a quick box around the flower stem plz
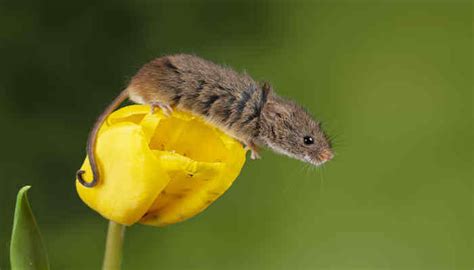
[102,221,126,270]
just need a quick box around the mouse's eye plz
[303,136,314,145]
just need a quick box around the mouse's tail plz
[76,89,129,188]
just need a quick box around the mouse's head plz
[259,95,333,166]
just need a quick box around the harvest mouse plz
[77,54,333,187]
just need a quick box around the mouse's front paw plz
[245,141,261,160]
[250,150,261,160]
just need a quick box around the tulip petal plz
[76,122,170,225]
[140,114,246,226]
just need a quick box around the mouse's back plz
[127,54,265,141]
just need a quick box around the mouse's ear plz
[261,81,272,95]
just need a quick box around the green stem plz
[102,221,126,270]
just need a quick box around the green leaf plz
[10,186,50,270]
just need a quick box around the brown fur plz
[128,54,265,144]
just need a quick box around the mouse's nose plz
[318,148,334,162]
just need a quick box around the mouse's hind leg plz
[150,101,173,116]
[126,85,174,115]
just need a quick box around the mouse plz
[77,54,333,188]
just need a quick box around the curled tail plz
[76,89,129,188]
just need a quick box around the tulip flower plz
[76,105,247,227]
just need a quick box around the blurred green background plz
[0,0,472,269]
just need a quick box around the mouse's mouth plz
[304,148,334,166]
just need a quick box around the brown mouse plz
[77,54,333,187]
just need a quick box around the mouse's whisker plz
[318,165,327,199]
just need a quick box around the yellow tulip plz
[76,105,247,226]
